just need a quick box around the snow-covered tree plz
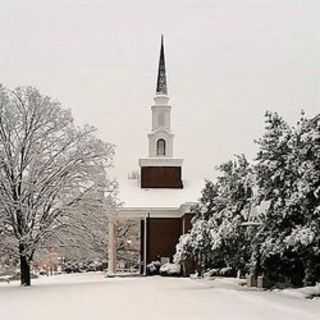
[208,154,253,274]
[0,217,17,271]
[175,155,254,276]
[252,111,301,285]
[174,181,221,275]
[0,85,115,286]
[35,178,119,268]
[282,113,320,285]
[174,110,320,286]
[116,219,140,268]
[252,111,320,286]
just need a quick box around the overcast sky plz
[1,0,320,183]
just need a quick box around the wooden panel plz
[141,166,183,188]
[146,217,182,264]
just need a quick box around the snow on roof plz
[117,176,203,209]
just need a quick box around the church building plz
[107,36,201,275]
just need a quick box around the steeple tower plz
[156,35,168,95]
[139,35,183,188]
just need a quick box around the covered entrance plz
[107,204,194,275]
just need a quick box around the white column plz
[107,215,117,276]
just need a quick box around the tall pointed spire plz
[156,35,168,95]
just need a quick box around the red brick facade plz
[140,166,183,189]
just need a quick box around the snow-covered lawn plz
[0,273,319,320]
[272,284,320,299]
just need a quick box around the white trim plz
[115,202,196,218]
[151,105,171,111]
[116,207,181,218]
[148,129,174,137]
[139,157,183,167]
[153,94,170,105]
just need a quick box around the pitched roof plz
[117,175,203,209]
[156,35,168,95]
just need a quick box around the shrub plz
[159,263,181,277]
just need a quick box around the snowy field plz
[0,273,319,320]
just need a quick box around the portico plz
[107,203,195,275]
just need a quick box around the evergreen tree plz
[283,113,320,285]
[209,154,253,274]
[253,111,320,286]
[175,110,320,286]
[174,155,253,276]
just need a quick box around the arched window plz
[156,139,166,156]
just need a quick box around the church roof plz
[156,35,168,95]
[117,175,203,209]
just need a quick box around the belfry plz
[108,36,200,276]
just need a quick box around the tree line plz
[174,111,320,288]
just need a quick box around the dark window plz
[156,139,166,156]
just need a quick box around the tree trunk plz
[19,245,31,286]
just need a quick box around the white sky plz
[1,0,320,182]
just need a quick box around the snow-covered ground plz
[275,284,320,299]
[0,273,319,320]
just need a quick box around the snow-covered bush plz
[146,261,161,276]
[203,268,219,278]
[219,267,234,277]
[174,233,192,264]
[159,263,181,277]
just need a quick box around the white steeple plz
[148,35,174,158]
[139,35,183,188]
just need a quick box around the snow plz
[159,263,181,276]
[1,273,319,320]
[117,176,203,208]
[276,284,320,300]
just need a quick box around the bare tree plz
[0,85,115,286]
